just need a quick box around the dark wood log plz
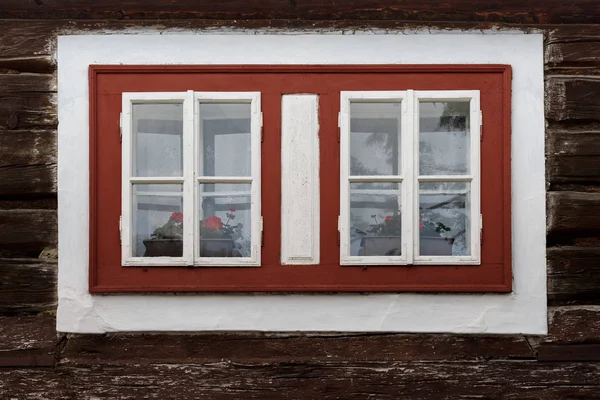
[547,247,600,305]
[547,306,600,343]
[0,350,55,368]
[0,316,59,351]
[1,362,599,399]
[547,25,600,44]
[546,42,600,68]
[0,93,57,130]
[0,258,57,313]
[538,344,600,361]
[547,192,600,241]
[0,130,56,167]
[61,333,534,365]
[0,197,57,210]
[546,130,600,183]
[0,57,55,74]
[546,77,600,121]
[0,211,56,258]
[0,73,56,94]
[0,0,599,23]
[0,129,57,195]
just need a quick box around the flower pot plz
[200,237,235,257]
[142,239,183,257]
[360,236,402,256]
[420,236,454,256]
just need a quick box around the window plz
[59,33,546,334]
[120,91,262,267]
[88,64,511,293]
[339,90,481,265]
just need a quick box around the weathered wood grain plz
[547,306,600,343]
[0,93,57,130]
[0,57,55,74]
[0,350,55,368]
[0,316,59,351]
[0,211,56,258]
[546,130,600,184]
[0,0,599,23]
[547,247,600,305]
[547,192,600,241]
[0,258,57,313]
[546,77,600,121]
[60,333,534,366]
[0,130,56,167]
[0,197,57,210]
[0,362,597,399]
[547,25,600,44]
[0,129,57,195]
[0,73,56,94]
[538,344,600,361]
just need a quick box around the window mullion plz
[182,90,195,265]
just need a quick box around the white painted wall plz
[57,33,546,334]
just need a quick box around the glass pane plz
[350,102,401,176]
[419,101,470,175]
[349,182,402,257]
[200,103,251,177]
[199,183,252,258]
[419,181,470,256]
[133,103,183,177]
[133,184,183,257]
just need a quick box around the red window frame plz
[89,65,512,293]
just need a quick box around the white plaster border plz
[57,33,546,334]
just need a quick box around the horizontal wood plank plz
[0,130,56,167]
[547,306,600,343]
[0,315,59,351]
[547,192,600,241]
[1,362,598,399]
[0,57,56,74]
[547,247,600,304]
[0,92,57,130]
[0,73,56,94]
[546,130,600,183]
[0,1,599,23]
[0,350,55,368]
[61,333,534,365]
[0,210,56,258]
[546,77,600,121]
[538,344,600,361]
[0,258,57,313]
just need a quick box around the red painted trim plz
[88,67,98,292]
[88,64,512,293]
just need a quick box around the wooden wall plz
[1,2,599,397]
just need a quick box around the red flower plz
[170,212,183,223]
[229,207,236,212]
[419,221,425,229]
[204,216,223,231]
[385,216,392,223]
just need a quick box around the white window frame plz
[339,90,481,265]
[121,91,262,267]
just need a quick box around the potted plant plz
[199,208,243,257]
[143,211,184,257]
[359,213,402,256]
[419,211,454,256]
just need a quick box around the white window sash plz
[121,92,193,266]
[194,92,262,267]
[413,90,481,265]
[339,91,411,265]
[121,91,261,267]
[339,90,481,266]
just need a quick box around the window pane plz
[350,102,401,176]
[133,184,183,257]
[419,181,470,256]
[199,183,252,258]
[349,182,402,257]
[133,103,183,177]
[200,103,251,177]
[419,101,470,175]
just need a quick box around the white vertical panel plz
[281,94,320,265]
